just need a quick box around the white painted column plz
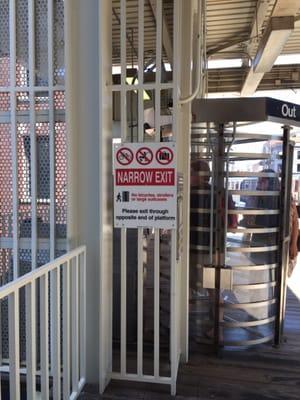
[65,0,113,386]
[178,0,194,363]
[98,0,113,393]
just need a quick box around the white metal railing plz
[0,245,86,400]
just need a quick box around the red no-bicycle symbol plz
[136,147,153,165]
[116,147,134,166]
[156,147,174,165]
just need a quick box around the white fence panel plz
[0,246,86,399]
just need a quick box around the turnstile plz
[189,97,300,349]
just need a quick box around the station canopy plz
[112,0,300,95]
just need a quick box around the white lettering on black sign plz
[281,103,296,119]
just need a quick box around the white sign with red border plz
[113,142,177,229]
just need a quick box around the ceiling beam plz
[241,0,299,96]
[245,0,270,60]
[253,16,294,73]
[148,0,173,67]
[207,34,251,57]
[240,67,265,97]
[272,0,300,16]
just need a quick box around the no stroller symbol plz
[136,147,153,165]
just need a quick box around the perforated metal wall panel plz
[35,0,48,86]
[0,0,67,281]
[0,0,10,86]
[54,0,65,85]
[16,0,29,86]
[0,0,67,364]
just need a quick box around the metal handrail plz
[0,246,85,299]
[0,246,86,400]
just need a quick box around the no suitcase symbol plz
[116,147,134,166]
[156,147,174,165]
[136,147,153,165]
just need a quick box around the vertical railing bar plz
[137,0,144,378]
[63,260,70,398]
[207,122,214,265]
[275,126,291,345]
[137,229,143,374]
[154,0,162,380]
[8,291,20,400]
[155,0,162,100]
[0,299,2,400]
[48,0,55,261]
[170,230,177,395]
[62,0,72,390]
[138,0,144,116]
[40,273,49,399]
[172,0,181,143]
[138,0,144,138]
[29,0,37,270]
[154,231,160,379]
[48,0,56,385]
[120,0,127,136]
[26,281,36,400]
[72,256,79,392]
[52,267,61,400]
[155,0,162,141]
[80,250,87,379]
[28,0,36,87]
[10,0,19,280]
[120,228,127,375]
[171,0,180,395]
[120,0,127,377]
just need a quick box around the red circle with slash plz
[116,147,134,166]
[136,147,153,165]
[156,147,174,165]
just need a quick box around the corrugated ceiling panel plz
[111,0,300,92]
[208,65,300,93]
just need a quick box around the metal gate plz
[111,0,183,395]
[190,110,294,350]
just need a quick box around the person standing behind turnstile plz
[249,169,280,265]
[189,159,237,342]
[249,169,298,273]
[288,199,299,277]
[190,159,211,276]
[189,159,213,341]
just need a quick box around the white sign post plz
[113,142,177,229]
